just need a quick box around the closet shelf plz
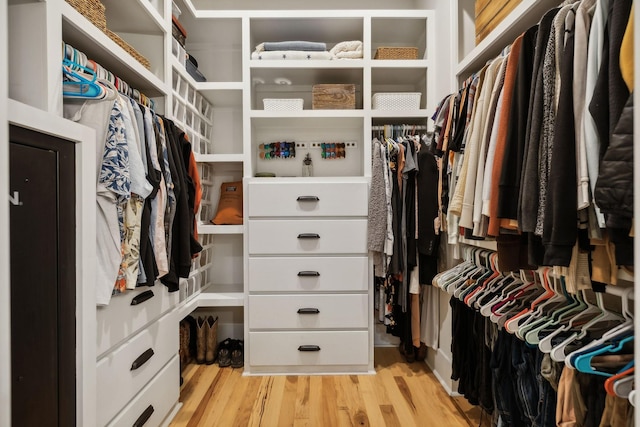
[250,60,365,70]
[198,287,245,308]
[197,224,244,235]
[171,58,243,106]
[61,2,167,96]
[456,0,562,78]
[194,153,245,163]
[250,110,365,119]
[458,237,498,251]
[370,60,429,69]
[173,91,213,124]
[101,0,165,35]
[370,110,430,119]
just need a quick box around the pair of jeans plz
[534,349,558,427]
[513,340,539,426]
[491,330,523,426]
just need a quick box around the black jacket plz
[594,93,634,266]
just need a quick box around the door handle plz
[296,196,319,202]
[298,345,321,352]
[297,308,320,314]
[130,290,154,306]
[133,405,154,427]
[297,233,320,239]
[131,348,154,371]
[297,271,320,277]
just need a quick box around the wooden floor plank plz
[200,367,242,426]
[170,348,478,427]
[232,375,263,427]
[278,376,298,426]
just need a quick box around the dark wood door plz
[10,125,76,427]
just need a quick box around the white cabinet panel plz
[248,219,367,255]
[97,285,179,357]
[249,294,368,329]
[106,356,180,427]
[97,311,178,426]
[248,256,369,292]
[249,331,369,366]
[248,180,368,217]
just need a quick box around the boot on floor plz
[205,315,218,365]
[196,316,206,364]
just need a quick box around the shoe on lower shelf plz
[217,338,232,368]
[230,339,244,369]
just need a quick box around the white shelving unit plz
[455,0,562,79]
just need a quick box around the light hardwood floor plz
[170,348,482,427]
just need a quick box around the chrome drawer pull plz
[133,404,154,427]
[297,308,320,314]
[296,196,320,202]
[130,290,154,306]
[298,345,321,352]
[130,348,154,371]
[297,271,320,277]
[297,233,320,239]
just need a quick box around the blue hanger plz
[62,58,105,99]
[573,334,634,377]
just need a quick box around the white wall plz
[0,1,11,425]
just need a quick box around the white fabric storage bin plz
[263,98,304,112]
[372,92,421,110]
[171,38,186,67]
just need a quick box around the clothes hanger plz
[509,268,561,337]
[62,58,106,99]
[538,289,600,353]
[479,272,527,318]
[503,269,551,333]
[553,288,631,364]
[524,276,582,345]
[465,253,500,307]
[572,335,634,377]
[605,366,634,397]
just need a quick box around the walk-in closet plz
[1,0,638,426]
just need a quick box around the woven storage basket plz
[372,93,422,110]
[374,47,418,60]
[65,0,107,31]
[263,98,304,112]
[106,29,151,70]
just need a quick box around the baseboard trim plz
[161,402,183,427]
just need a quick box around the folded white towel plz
[330,40,363,56]
[335,51,364,59]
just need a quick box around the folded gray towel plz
[263,41,327,52]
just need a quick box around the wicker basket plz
[263,98,304,112]
[372,93,422,110]
[65,0,107,32]
[374,47,418,60]
[106,29,151,70]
